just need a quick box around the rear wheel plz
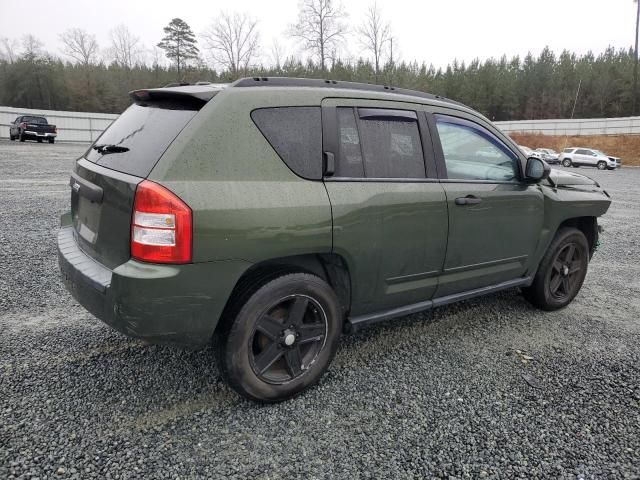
[562,158,572,167]
[9,134,15,141]
[37,138,43,143]
[19,133,25,142]
[523,227,589,311]
[48,138,55,144]
[215,273,342,402]
[597,161,606,170]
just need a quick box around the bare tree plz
[0,37,19,63]
[109,25,143,69]
[357,2,390,78]
[270,38,285,69]
[289,0,347,71]
[59,28,99,66]
[21,34,44,59]
[151,46,165,68]
[201,12,260,75]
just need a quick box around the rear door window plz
[251,107,323,180]
[358,109,425,178]
[85,102,199,178]
[334,107,425,179]
[336,107,365,177]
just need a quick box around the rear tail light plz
[131,180,192,264]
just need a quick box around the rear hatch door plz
[70,91,207,269]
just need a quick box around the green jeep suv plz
[58,77,611,402]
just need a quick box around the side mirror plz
[525,157,550,183]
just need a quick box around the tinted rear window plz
[85,103,198,178]
[251,107,322,180]
[358,114,425,179]
[23,116,47,124]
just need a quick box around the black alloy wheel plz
[547,242,583,301]
[522,227,589,311]
[215,272,342,402]
[250,295,327,384]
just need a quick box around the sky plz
[0,0,636,69]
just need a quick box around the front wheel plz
[215,273,343,402]
[9,134,15,141]
[523,227,589,311]
[562,158,572,167]
[597,161,606,170]
[19,133,25,142]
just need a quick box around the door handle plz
[455,195,482,206]
[323,151,335,177]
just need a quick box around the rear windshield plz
[85,102,198,178]
[23,116,47,124]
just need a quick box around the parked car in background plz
[9,115,57,143]
[58,78,611,402]
[518,146,539,159]
[559,148,621,170]
[536,148,560,164]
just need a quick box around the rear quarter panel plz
[148,89,333,264]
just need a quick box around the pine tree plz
[157,18,199,81]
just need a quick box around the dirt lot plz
[1,140,639,479]
[510,133,640,166]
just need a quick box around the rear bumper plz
[57,223,250,346]
[23,130,56,138]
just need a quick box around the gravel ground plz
[1,140,639,479]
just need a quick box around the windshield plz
[85,103,198,178]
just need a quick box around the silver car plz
[536,148,560,164]
[559,148,621,170]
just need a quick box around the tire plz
[19,133,25,142]
[49,138,55,144]
[522,227,589,311]
[9,134,14,141]
[597,161,606,170]
[562,158,572,167]
[37,138,42,143]
[215,273,343,402]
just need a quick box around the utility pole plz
[634,0,640,115]
[571,79,582,120]
[564,79,582,150]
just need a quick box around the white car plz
[559,148,621,170]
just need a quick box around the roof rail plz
[231,77,462,106]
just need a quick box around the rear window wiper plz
[92,144,130,154]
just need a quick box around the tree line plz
[0,0,637,120]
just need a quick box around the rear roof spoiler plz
[129,84,227,104]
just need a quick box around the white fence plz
[2,105,640,142]
[495,116,640,136]
[0,106,118,143]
